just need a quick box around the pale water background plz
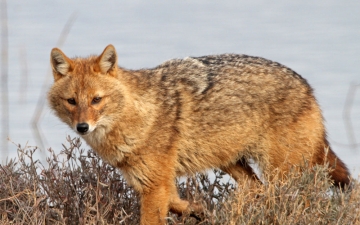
[1,1,360,177]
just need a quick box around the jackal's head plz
[48,45,124,136]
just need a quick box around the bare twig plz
[0,189,31,203]
[1,0,9,159]
[18,46,28,104]
[342,82,360,151]
[31,12,78,151]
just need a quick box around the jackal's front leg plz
[140,182,203,225]
[140,184,171,225]
[137,153,178,225]
[169,186,204,216]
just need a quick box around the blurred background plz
[1,0,359,177]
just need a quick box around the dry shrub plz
[0,137,139,225]
[224,167,360,225]
[0,137,359,225]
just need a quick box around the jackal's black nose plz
[76,123,89,133]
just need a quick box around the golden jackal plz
[48,45,350,224]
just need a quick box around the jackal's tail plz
[326,147,351,188]
[315,140,351,188]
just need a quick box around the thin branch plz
[1,0,9,158]
[342,82,360,151]
[31,12,78,151]
[18,46,28,104]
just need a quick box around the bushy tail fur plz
[314,139,350,188]
[326,148,351,188]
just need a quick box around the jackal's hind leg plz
[220,158,261,184]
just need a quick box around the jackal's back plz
[139,54,318,175]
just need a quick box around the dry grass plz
[0,137,359,225]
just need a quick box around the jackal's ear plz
[97,44,117,76]
[50,48,73,81]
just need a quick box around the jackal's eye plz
[67,98,76,105]
[91,96,102,104]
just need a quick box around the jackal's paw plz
[188,201,206,221]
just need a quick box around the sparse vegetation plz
[0,137,359,225]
